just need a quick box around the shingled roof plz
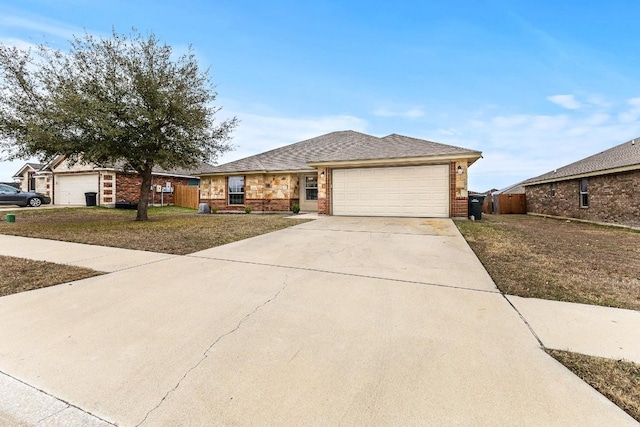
[524,137,640,185]
[200,130,481,174]
[11,162,44,178]
[37,155,208,178]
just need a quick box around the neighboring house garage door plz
[54,174,99,205]
[332,165,450,217]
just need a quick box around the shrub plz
[292,203,300,214]
[244,206,252,214]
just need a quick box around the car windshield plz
[0,184,19,193]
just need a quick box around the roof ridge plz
[381,133,480,153]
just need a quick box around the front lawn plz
[455,214,640,311]
[0,255,102,297]
[0,206,309,255]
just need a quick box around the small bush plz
[211,207,218,214]
[292,203,300,214]
[244,206,252,214]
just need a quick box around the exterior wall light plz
[457,165,464,175]
[320,171,325,177]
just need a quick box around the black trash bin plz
[468,194,485,220]
[84,192,98,207]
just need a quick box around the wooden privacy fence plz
[494,194,527,214]
[174,185,199,209]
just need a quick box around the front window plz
[305,176,318,200]
[29,173,36,192]
[228,176,244,205]
[579,179,588,208]
[550,183,556,197]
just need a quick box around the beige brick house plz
[523,137,640,227]
[198,131,482,218]
[12,156,201,207]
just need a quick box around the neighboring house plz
[523,137,640,227]
[198,130,482,218]
[12,156,202,207]
[12,163,44,193]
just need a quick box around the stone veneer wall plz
[113,173,190,206]
[35,175,51,198]
[317,167,330,215]
[451,161,469,218]
[199,173,300,212]
[525,170,640,227]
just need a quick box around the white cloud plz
[215,111,368,164]
[618,97,640,123]
[547,94,582,110]
[0,15,79,40]
[0,37,38,51]
[435,96,640,192]
[372,106,425,119]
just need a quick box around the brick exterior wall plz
[525,170,640,227]
[451,161,469,218]
[199,173,300,212]
[317,167,330,215]
[115,173,191,205]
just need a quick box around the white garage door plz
[332,165,450,217]
[55,174,99,205]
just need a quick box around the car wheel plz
[28,198,42,207]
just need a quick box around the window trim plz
[579,178,589,208]
[228,176,245,206]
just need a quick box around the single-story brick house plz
[523,137,640,227]
[13,156,201,207]
[198,131,482,217]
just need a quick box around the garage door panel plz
[55,174,99,205]
[332,165,449,217]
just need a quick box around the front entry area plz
[298,173,318,212]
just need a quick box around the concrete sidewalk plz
[509,296,640,364]
[0,218,638,426]
[0,234,175,272]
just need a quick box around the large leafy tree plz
[0,30,236,220]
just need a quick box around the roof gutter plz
[307,152,482,168]
[196,168,316,177]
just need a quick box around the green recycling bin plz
[6,214,15,223]
[468,194,485,220]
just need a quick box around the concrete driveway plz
[0,217,635,426]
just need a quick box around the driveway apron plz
[0,217,635,426]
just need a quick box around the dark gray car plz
[0,183,51,207]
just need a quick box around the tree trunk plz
[136,167,153,221]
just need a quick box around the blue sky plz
[2,0,640,191]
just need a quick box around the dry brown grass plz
[455,214,640,310]
[0,206,308,255]
[0,255,102,297]
[547,350,640,422]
